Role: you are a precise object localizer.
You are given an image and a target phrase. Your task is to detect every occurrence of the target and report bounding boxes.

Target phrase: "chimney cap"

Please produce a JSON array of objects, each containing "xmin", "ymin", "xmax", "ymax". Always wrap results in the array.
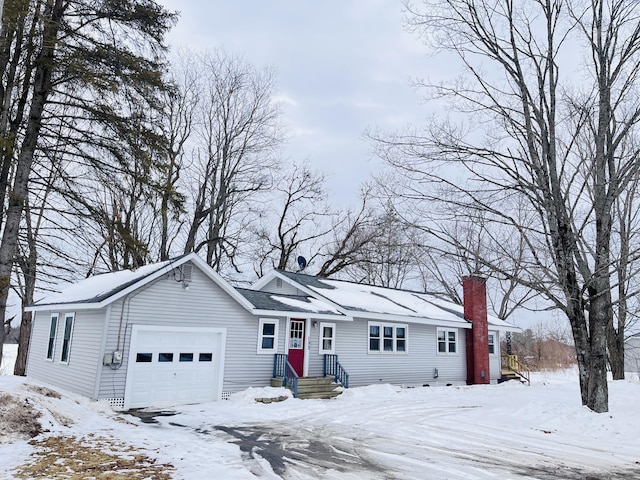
[{"xmin": 462, "ymin": 274, "xmax": 487, "ymax": 283}]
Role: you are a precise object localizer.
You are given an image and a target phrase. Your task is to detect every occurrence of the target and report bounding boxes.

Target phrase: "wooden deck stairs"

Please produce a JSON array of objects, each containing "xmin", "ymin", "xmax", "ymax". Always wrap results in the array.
[
  {"xmin": 500, "ymin": 354, "xmax": 531, "ymax": 385},
  {"xmin": 272, "ymin": 376, "xmax": 343, "ymax": 399}
]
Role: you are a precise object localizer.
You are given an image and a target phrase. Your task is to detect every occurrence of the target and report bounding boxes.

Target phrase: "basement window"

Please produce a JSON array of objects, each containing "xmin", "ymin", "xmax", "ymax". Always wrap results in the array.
[
  {"xmin": 437, "ymin": 329, "xmax": 457, "ymax": 355},
  {"xmin": 368, "ymin": 322, "xmax": 408, "ymax": 353}
]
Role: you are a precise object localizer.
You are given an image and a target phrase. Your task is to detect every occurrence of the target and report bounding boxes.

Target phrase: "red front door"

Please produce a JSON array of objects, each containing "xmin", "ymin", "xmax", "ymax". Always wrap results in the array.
[{"xmin": 288, "ymin": 319, "xmax": 305, "ymax": 376}]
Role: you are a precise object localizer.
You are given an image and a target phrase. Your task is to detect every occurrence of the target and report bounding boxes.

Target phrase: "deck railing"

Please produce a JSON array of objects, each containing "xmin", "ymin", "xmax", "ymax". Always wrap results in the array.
[
  {"xmin": 501, "ymin": 354, "xmax": 531, "ymax": 385},
  {"xmin": 324, "ymin": 354, "xmax": 349, "ymax": 388},
  {"xmin": 274, "ymin": 353, "xmax": 299, "ymax": 397}
]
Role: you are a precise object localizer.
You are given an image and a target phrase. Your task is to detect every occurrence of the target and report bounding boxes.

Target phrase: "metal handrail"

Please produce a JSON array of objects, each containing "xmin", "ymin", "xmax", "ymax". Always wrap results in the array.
[
  {"xmin": 324, "ymin": 354, "xmax": 349, "ymax": 388},
  {"xmin": 501, "ymin": 354, "xmax": 530, "ymax": 385},
  {"xmin": 273, "ymin": 353, "xmax": 299, "ymax": 397},
  {"xmin": 283, "ymin": 360, "xmax": 299, "ymax": 398}
]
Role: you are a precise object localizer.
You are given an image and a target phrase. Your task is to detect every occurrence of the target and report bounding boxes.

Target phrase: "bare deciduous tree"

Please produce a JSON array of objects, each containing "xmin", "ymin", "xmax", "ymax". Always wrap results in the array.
[
  {"xmin": 182, "ymin": 50, "xmax": 282, "ymax": 272},
  {"xmin": 253, "ymin": 161, "xmax": 332, "ymax": 276},
  {"xmin": 374, "ymin": 0, "xmax": 640, "ymax": 412},
  {"xmin": 411, "ymin": 213, "xmax": 539, "ymax": 320},
  {"xmin": 317, "ymin": 189, "xmax": 378, "ymax": 278},
  {"xmin": 339, "ymin": 204, "xmax": 421, "ymax": 288}
]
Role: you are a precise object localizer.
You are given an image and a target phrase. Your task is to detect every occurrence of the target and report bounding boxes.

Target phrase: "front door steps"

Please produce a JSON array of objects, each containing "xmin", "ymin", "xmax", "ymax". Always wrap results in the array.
[{"xmin": 271, "ymin": 376, "xmax": 342, "ymax": 399}]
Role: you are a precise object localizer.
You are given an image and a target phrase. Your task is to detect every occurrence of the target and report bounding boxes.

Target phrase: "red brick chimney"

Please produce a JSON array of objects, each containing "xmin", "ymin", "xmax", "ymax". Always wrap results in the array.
[{"xmin": 463, "ymin": 275, "xmax": 490, "ymax": 385}]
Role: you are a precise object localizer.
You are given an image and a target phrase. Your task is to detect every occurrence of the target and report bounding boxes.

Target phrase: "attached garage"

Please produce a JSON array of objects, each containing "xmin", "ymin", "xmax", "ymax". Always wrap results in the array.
[{"xmin": 124, "ymin": 325, "xmax": 226, "ymax": 409}]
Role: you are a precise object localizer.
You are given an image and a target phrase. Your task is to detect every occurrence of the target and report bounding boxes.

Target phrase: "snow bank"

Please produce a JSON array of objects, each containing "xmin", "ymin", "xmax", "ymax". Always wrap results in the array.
[{"xmin": 0, "ymin": 343, "xmax": 17, "ymax": 375}]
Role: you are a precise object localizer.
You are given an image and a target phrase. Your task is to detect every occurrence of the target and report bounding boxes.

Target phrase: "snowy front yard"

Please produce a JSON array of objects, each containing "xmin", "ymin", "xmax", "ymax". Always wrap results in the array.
[{"xmin": 1, "ymin": 345, "xmax": 640, "ymax": 479}]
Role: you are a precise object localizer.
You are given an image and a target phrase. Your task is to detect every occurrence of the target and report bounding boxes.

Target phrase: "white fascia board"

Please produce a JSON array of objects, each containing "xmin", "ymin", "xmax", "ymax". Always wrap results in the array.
[
  {"xmin": 251, "ymin": 309, "xmax": 353, "ymax": 321},
  {"xmin": 249, "ymin": 270, "xmax": 278, "ymax": 290},
  {"xmin": 26, "ymin": 302, "xmax": 102, "ymax": 312},
  {"xmin": 488, "ymin": 323, "xmax": 522, "ymax": 333}
]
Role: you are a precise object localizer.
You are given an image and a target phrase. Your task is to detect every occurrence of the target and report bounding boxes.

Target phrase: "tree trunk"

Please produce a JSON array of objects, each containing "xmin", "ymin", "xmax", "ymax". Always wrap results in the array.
[
  {"xmin": 587, "ymin": 290, "xmax": 609, "ymax": 412},
  {"xmin": 606, "ymin": 323, "xmax": 625, "ymax": 380},
  {"xmin": 567, "ymin": 305, "xmax": 590, "ymax": 406},
  {"xmin": 0, "ymin": 0, "xmax": 64, "ymax": 367},
  {"xmin": 13, "ymin": 310, "xmax": 31, "ymax": 375}
]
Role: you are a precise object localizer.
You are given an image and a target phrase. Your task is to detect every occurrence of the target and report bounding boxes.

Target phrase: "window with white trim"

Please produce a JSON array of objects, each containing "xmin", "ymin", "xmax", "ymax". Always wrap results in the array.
[
  {"xmin": 319, "ymin": 322, "xmax": 336, "ymax": 354},
  {"xmin": 59, "ymin": 313, "xmax": 75, "ymax": 363},
  {"xmin": 46, "ymin": 313, "xmax": 59, "ymax": 360},
  {"xmin": 437, "ymin": 328, "xmax": 457, "ymax": 355},
  {"xmin": 257, "ymin": 318, "xmax": 279, "ymax": 354},
  {"xmin": 368, "ymin": 322, "xmax": 407, "ymax": 353},
  {"xmin": 488, "ymin": 332, "xmax": 497, "ymax": 355}
]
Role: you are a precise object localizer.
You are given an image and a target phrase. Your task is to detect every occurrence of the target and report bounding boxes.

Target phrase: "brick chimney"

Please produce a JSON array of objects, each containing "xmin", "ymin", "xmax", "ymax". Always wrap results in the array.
[{"xmin": 463, "ymin": 275, "xmax": 490, "ymax": 385}]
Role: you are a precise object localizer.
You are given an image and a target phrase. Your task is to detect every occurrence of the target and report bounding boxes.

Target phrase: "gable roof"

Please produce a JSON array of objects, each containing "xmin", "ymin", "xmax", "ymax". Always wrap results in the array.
[
  {"xmin": 27, "ymin": 253, "xmax": 254, "ymax": 312},
  {"xmin": 253, "ymin": 270, "xmax": 520, "ymax": 331}
]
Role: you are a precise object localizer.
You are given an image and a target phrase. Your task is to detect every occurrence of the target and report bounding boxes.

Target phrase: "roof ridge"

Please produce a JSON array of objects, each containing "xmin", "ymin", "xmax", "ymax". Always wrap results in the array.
[{"xmin": 278, "ymin": 269, "xmax": 442, "ymax": 297}]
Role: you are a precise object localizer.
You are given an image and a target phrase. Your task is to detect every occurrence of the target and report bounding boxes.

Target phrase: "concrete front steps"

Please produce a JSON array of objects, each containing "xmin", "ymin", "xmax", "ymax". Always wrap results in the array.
[{"xmin": 271, "ymin": 376, "xmax": 343, "ymax": 399}]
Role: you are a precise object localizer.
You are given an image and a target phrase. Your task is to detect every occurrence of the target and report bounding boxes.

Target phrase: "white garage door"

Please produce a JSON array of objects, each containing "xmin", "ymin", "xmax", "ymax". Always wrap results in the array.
[{"xmin": 124, "ymin": 326, "xmax": 226, "ymax": 409}]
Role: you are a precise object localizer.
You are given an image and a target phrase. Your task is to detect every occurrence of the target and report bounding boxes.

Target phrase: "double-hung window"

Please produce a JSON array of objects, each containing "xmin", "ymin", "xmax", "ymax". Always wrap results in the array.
[
  {"xmin": 488, "ymin": 332, "xmax": 496, "ymax": 355},
  {"xmin": 368, "ymin": 322, "xmax": 407, "ymax": 353},
  {"xmin": 319, "ymin": 323, "xmax": 336, "ymax": 354},
  {"xmin": 60, "ymin": 313, "xmax": 75, "ymax": 363},
  {"xmin": 46, "ymin": 314, "xmax": 59, "ymax": 360},
  {"xmin": 437, "ymin": 328, "xmax": 457, "ymax": 355},
  {"xmin": 257, "ymin": 318, "xmax": 279, "ymax": 354}
]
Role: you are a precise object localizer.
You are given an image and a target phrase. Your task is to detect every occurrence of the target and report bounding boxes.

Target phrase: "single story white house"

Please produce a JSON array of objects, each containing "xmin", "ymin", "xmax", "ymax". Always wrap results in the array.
[{"xmin": 25, "ymin": 253, "xmax": 520, "ymax": 409}]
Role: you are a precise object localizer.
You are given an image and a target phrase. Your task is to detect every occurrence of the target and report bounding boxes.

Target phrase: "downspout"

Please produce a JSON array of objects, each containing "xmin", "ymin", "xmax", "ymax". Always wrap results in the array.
[
  {"xmin": 115, "ymin": 293, "xmax": 131, "ymax": 354},
  {"xmin": 93, "ymin": 304, "xmax": 112, "ymax": 400}
]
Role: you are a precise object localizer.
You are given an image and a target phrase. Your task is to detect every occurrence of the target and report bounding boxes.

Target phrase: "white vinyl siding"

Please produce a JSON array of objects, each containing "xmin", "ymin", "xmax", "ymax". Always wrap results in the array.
[
  {"xmin": 312, "ymin": 319, "xmax": 467, "ymax": 386},
  {"xmin": 625, "ymin": 337, "xmax": 640, "ymax": 374},
  {"xmin": 26, "ymin": 309, "xmax": 105, "ymax": 398},
  {"xmin": 260, "ymin": 277, "xmax": 302, "ymax": 295}
]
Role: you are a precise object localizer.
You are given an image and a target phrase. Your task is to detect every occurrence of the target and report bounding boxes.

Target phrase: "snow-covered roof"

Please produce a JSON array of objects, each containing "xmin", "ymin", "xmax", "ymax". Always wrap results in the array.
[
  {"xmin": 31, "ymin": 261, "xmax": 174, "ymax": 307},
  {"xmin": 259, "ymin": 271, "xmax": 520, "ymax": 331},
  {"xmin": 27, "ymin": 253, "xmax": 255, "ymax": 313},
  {"xmin": 236, "ymin": 288, "xmax": 346, "ymax": 319}
]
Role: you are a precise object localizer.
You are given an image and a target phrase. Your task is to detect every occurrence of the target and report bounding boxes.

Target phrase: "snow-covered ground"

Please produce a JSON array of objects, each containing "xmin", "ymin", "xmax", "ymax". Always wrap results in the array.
[
  {"xmin": 0, "ymin": 343, "xmax": 17, "ymax": 375},
  {"xmin": 1, "ymin": 347, "xmax": 639, "ymax": 479}
]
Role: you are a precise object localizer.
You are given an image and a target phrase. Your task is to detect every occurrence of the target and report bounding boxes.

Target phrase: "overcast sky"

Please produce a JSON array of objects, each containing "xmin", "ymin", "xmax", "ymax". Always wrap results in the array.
[{"xmin": 158, "ymin": 0, "xmax": 433, "ymax": 206}]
